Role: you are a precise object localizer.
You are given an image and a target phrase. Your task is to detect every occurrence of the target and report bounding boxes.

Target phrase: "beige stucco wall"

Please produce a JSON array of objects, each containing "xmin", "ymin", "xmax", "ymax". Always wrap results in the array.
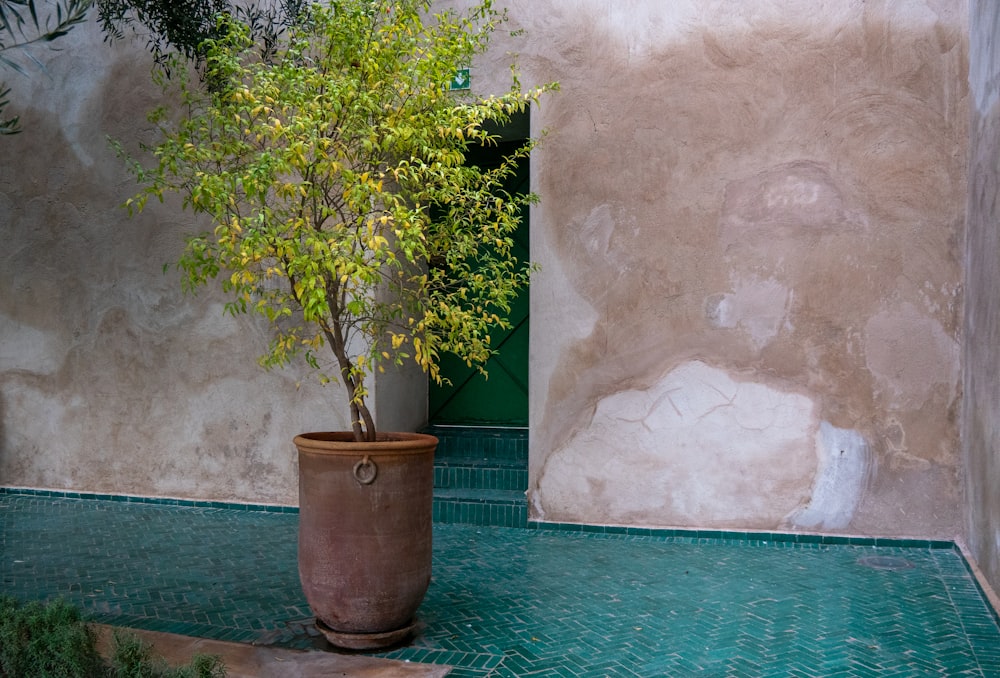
[
  {"xmin": 0, "ymin": 1, "xmax": 974, "ymax": 540},
  {"xmin": 963, "ymin": 0, "xmax": 1000, "ymax": 592},
  {"xmin": 492, "ymin": 0, "xmax": 968, "ymax": 536}
]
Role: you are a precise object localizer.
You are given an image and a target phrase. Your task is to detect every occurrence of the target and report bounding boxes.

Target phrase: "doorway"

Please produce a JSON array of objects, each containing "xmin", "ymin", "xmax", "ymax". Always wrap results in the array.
[{"xmin": 428, "ymin": 119, "xmax": 530, "ymax": 427}]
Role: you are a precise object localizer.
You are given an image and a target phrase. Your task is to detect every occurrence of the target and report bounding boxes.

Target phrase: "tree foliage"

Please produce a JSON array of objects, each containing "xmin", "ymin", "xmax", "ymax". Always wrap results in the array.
[
  {"xmin": 0, "ymin": 0, "xmax": 90, "ymax": 134},
  {"xmin": 95, "ymin": 0, "xmax": 305, "ymax": 73},
  {"xmin": 0, "ymin": 0, "xmax": 302, "ymax": 136},
  {"xmin": 123, "ymin": 0, "xmax": 555, "ymax": 441}
]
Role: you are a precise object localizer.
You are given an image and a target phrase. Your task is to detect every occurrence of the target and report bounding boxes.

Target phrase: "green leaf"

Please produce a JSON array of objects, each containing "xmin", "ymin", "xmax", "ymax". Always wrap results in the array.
[{"xmin": 118, "ymin": 0, "xmax": 556, "ymax": 439}]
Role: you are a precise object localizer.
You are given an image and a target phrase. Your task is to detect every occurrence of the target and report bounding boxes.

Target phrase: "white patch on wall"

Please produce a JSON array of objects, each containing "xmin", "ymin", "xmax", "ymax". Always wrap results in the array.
[
  {"xmin": 520, "ymin": 0, "xmax": 700, "ymax": 57},
  {"xmin": 785, "ymin": 422, "xmax": 872, "ymax": 531},
  {"xmin": 571, "ymin": 203, "xmax": 638, "ymax": 274},
  {"xmin": 535, "ymin": 360, "xmax": 818, "ymax": 527},
  {"xmin": 720, "ymin": 161, "xmax": 847, "ymax": 234},
  {"xmin": 704, "ymin": 276, "xmax": 792, "ymax": 348},
  {"xmin": 864, "ymin": 303, "xmax": 958, "ymax": 407},
  {"xmin": 0, "ymin": 314, "xmax": 64, "ymax": 374},
  {"xmin": 529, "ymin": 205, "xmax": 601, "ymax": 424}
]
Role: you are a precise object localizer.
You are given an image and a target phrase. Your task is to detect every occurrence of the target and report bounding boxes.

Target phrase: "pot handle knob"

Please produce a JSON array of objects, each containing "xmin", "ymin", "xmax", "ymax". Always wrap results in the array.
[{"xmin": 352, "ymin": 456, "xmax": 378, "ymax": 485}]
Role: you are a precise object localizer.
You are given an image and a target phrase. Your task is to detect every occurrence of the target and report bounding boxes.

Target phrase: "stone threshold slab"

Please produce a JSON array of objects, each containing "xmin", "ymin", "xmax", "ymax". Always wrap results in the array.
[{"xmin": 93, "ymin": 625, "xmax": 451, "ymax": 678}]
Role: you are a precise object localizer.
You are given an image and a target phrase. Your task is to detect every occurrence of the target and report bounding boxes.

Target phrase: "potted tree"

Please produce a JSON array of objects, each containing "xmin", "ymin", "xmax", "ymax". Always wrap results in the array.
[{"xmin": 122, "ymin": 0, "xmax": 553, "ymax": 650}]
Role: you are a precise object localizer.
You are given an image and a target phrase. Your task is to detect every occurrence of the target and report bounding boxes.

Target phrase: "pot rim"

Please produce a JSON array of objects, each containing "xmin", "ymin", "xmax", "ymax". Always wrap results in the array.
[{"xmin": 294, "ymin": 431, "xmax": 438, "ymax": 456}]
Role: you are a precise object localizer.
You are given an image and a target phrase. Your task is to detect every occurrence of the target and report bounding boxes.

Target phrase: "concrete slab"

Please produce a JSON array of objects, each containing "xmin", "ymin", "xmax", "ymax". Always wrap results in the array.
[{"xmin": 93, "ymin": 625, "xmax": 451, "ymax": 678}]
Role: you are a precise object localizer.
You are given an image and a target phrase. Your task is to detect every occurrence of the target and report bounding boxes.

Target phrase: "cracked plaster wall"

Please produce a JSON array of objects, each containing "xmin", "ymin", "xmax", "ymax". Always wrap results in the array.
[
  {"xmin": 963, "ymin": 0, "xmax": 1000, "ymax": 595},
  {"xmin": 481, "ymin": 0, "xmax": 968, "ymax": 536},
  {"xmin": 0, "ymin": 1, "xmax": 973, "ymax": 537},
  {"xmin": 0, "ymin": 19, "xmax": 402, "ymax": 505}
]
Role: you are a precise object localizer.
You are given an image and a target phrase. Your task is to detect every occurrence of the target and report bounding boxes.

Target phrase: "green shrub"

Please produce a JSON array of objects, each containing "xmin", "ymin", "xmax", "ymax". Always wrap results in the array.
[
  {"xmin": 0, "ymin": 596, "xmax": 103, "ymax": 677},
  {"xmin": 0, "ymin": 596, "xmax": 225, "ymax": 678},
  {"xmin": 107, "ymin": 630, "xmax": 225, "ymax": 678}
]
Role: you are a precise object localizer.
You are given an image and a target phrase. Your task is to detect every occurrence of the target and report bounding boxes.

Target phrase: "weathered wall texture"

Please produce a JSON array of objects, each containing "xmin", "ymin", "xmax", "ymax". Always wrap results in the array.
[
  {"xmin": 1, "ymin": 1, "xmax": 973, "ymax": 538},
  {"xmin": 0, "ymin": 20, "xmax": 372, "ymax": 505},
  {"xmin": 963, "ymin": 0, "xmax": 1000, "ymax": 593},
  {"xmin": 498, "ymin": 0, "xmax": 968, "ymax": 536}
]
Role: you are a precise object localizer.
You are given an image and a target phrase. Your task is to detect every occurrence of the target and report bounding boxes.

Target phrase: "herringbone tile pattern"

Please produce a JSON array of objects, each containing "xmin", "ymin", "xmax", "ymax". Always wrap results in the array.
[{"xmin": 2, "ymin": 494, "xmax": 998, "ymax": 676}]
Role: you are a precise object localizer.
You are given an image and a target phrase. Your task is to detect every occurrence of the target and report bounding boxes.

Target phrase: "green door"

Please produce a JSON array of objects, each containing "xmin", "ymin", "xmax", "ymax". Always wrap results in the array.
[{"xmin": 429, "ymin": 140, "xmax": 529, "ymax": 426}]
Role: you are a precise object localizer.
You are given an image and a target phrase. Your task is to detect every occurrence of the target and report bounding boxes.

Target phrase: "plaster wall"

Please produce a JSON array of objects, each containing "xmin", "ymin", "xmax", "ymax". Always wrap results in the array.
[
  {"xmin": 0, "ymin": 1, "xmax": 973, "ymax": 537},
  {"xmin": 485, "ymin": 0, "xmax": 968, "ymax": 536},
  {"xmin": 963, "ymin": 0, "xmax": 1000, "ymax": 592},
  {"xmin": 0, "ymin": 19, "xmax": 398, "ymax": 505}
]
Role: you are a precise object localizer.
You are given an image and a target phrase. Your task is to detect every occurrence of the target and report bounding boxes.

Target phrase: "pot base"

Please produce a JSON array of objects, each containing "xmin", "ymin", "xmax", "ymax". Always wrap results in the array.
[{"xmin": 315, "ymin": 617, "xmax": 416, "ymax": 651}]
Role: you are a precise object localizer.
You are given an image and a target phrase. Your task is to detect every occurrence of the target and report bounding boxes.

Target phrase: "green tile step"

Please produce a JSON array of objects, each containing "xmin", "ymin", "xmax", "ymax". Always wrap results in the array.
[
  {"xmin": 433, "ymin": 466, "xmax": 529, "ymax": 528},
  {"xmin": 434, "ymin": 460, "xmax": 528, "ymax": 492},
  {"xmin": 423, "ymin": 425, "xmax": 528, "ymax": 464},
  {"xmin": 432, "ymin": 489, "xmax": 528, "ymax": 528},
  {"xmin": 433, "ymin": 488, "xmax": 525, "ymax": 503},
  {"xmin": 425, "ymin": 425, "xmax": 528, "ymax": 528}
]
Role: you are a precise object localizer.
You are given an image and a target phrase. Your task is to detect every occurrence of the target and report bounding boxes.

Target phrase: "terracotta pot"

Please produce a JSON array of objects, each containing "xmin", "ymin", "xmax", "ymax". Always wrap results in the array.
[{"xmin": 294, "ymin": 431, "xmax": 437, "ymax": 650}]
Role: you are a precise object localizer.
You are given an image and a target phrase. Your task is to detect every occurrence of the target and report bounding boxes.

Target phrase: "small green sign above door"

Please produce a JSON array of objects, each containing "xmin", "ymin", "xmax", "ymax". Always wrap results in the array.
[{"xmin": 449, "ymin": 68, "xmax": 471, "ymax": 90}]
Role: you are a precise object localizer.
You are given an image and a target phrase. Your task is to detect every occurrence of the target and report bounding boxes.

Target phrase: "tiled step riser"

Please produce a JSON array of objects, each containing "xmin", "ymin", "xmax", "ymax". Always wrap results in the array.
[
  {"xmin": 426, "ymin": 426, "xmax": 529, "ymax": 528},
  {"xmin": 434, "ymin": 466, "xmax": 528, "ymax": 492},
  {"xmin": 428, "ymin": 426, "xmax": 528, "ymax": 465},
  {"xmin": 432, "ymin": 498, "xmax": 528, "ymax": 528}
]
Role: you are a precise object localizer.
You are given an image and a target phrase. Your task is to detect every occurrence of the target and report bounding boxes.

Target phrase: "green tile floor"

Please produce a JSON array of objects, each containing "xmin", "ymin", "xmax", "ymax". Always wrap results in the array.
[{"xmin": 2, "ymin": 493, "xmax": 1000, "ymax": 676}]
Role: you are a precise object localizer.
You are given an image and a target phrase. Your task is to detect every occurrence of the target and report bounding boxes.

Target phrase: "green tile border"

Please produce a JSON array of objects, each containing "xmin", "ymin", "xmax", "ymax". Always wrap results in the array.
[
  {"xmin": 3, "ymin": 485, "xmax": 531, "ymax": 528},
  {"xmin": 526, "ymin": 520, "xmax": 956, "ymax": 550},
  {"xmin": 0, "ymin": 486, "xmax": 965, "ymax": 552},
  {"xmin": 953, "ymin": 542, "xmax": 1000, "ymax": 629},
  {"xmin": 2, "ymin": 486, "xmax": 964, "ymax": 553},
  {"xmin": 0, "ymin": 486, "xmax": 299, "ymax": 514}
]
